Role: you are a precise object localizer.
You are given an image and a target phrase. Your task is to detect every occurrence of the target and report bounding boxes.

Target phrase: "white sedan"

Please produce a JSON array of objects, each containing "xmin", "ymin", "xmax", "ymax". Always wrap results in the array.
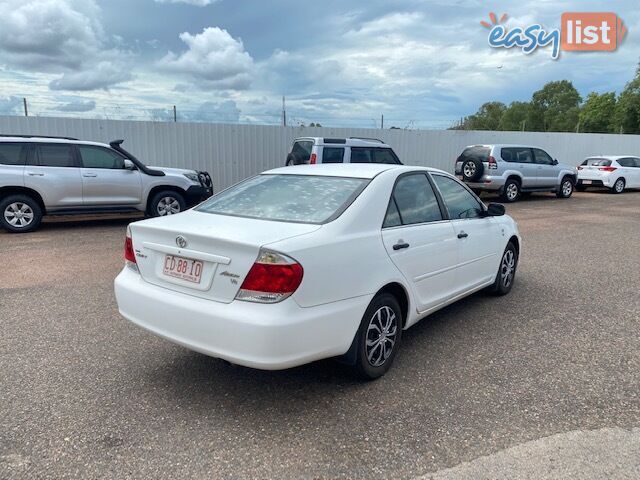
[
  {"xmin": 577, "ymin": 156, "xmax": 640, "ymax": 193},
  {"xmin": 114, "ymin": 165, "xmax": 521, "ymax": 379}
]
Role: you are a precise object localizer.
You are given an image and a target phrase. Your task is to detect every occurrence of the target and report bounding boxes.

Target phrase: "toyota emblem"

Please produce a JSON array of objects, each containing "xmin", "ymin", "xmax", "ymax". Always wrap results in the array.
[{"xmin": 176, "ymin": 235, "xmax": 188, "ymax": 248}]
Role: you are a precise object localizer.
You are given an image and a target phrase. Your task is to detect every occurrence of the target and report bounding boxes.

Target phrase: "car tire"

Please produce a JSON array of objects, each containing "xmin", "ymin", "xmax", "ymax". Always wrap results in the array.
[
  {"xmin": 500, "ymin": 179, "xmax": 520, "ymax": 203},
  {"xmin": 575, "ymin": 185, "xmax": 587, "ymax": 192},
  {"xmin": 556, "ymin": 177, "xmax": 574, "ymax": 198},
  {"xmin": 460, "ymin": 158, "xmax": 484, "ymax": 182},
  {"xmin": 149, "ymin": 190, "xmax": 186, "ymax": 217},
  {"xmin": 488, "ymin": 242, "xmax": 518, "ymax": 296},
  {"xmin": 353, "ymin": 293, "xmax": 403, "ymax": 380},
  {"xmin": 0, "ymin": 194, "xmax": 43, "ymax": 233},
  {"xmin": 610, "ymin": 178, "xmax": 625, "ymax": 194}
]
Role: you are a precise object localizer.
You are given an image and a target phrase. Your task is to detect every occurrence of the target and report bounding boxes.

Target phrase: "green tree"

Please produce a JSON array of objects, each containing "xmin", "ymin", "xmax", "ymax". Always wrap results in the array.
[
  {"xmin": 531, "ymin": 80, "xmax": 582, "ymax": 132},
  {"xmin": 498, "ymin": 101, "xmax": 531, "ymax": 131},
  {"xmin": 614, "ymin": 64, "xmax": 640, "ymax": 134},
  {"xmin": 579, "ymin": 92, "xmax": 617, "ymax": 133},
  {"xmin": 454, "ymin": 101, "xmax": 506, "ymax": 130}
]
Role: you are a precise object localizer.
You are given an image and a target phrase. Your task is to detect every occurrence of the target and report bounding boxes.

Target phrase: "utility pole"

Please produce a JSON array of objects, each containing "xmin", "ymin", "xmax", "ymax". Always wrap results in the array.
[
  {"xmin": 23, "ymin": 98, "xmax": 28, "ymax": 117},
  {"xmin": 381, "ymin": 114, "xmax": 384, "ymax": 130},
  {"xmin": 173, "ymin": 105, "xmax": 177, "ymax": 122},
  {"xmin": 282, "ymin": 96, "xmax": 287, "ymax": 127}
]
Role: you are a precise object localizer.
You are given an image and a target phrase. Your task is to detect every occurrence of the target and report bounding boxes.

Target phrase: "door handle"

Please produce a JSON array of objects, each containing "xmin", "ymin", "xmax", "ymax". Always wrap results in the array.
[
  {"xmin": 83, "ymin": 173, "xmax": 97, "ymax": 177},
  {"xmin": 27, "ymin": 172, "xmax": 44, "ymax": 176},
  {"xmin": 393, "ymin": 242, "xmax": 410, "ymax": 250},
  {"xmin": 457, "ymin": 231, "xmax": 469, "ymax": 239}
]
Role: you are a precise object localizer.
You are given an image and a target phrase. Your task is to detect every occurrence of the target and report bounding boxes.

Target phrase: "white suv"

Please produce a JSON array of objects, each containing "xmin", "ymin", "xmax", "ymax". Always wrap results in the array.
[
  {"xmin": 0, "ymin": 136, "xmax": 213, "ymax": 233},
  {"xmin": 285, "ymin": 137, "xmax": 402, "ymax": 165}
]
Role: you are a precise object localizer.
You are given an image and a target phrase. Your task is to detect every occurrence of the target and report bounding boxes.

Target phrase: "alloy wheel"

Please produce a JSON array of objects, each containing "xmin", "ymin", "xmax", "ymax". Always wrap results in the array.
[
  {"xmin": 463, "ymin": 162, "xmax": 476, "ymax": 178},
  {"xmin": 501, "ymin": 249, "xmax": 516, "ymax": 288},
  {"xmin": 615, "ymin": 179, "xmax": 625, "ymax": 193},
  {"xmin": 562, "ymin": 180, "xmax": 572, "ymax": 197},
  {"xmin": 4, "ymin": 202, "xmax": 34, "ymax": 228},
  {"xmin": 365, "ymin": 306, "xmax": 398, "ymax": 367},
  {"xmin": 157, "ymin": 197, "xmax": 181, "ymax": 216},
  {"xmin": 506, "ymin": 183, "xmax": 519, "ymax": 201}
]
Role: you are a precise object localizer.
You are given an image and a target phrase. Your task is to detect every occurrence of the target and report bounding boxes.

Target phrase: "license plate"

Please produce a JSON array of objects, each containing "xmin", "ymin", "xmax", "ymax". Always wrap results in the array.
[
  {"xmin": 163, "ymin": 255, "xmax": 203, "ymax": 283},
  {"xmin": 582, "ymin": 180, "xmax": 592, "ymax": 185}
]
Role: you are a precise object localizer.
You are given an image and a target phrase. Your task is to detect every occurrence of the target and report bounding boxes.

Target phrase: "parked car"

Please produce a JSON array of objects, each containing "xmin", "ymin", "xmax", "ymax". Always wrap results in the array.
[
  {"xmin": 455, "ymin": 144, "xmax": 577, "ymax": 202},
  {"xmin": 285, "ymin": 137, "xmax": 402, "ymax": 165},
  {"xmin": 0, "ymin": 135, "xmax": 213, "ymax": 233},
  {"xmin": 114, "ymin": 164, "xmax": 521, "ymax": 379},
  {"xmin": 577, "ymin": 156, "xmax": 640, "ymax": 193}
]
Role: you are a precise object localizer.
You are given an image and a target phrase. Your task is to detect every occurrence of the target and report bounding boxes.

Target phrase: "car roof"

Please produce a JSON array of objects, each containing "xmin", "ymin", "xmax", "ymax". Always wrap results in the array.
[
  {"xmin": 264, "ymin": 164, "xmax": 446, "ymax": 179},
  {"xmin": 293, "ymin": 137, "xmax": 391, "ymax": 147},
  {"xmin": 584, "ymin": 155, "xmax": 638, "ymax": 160},
  {"xmin": 0, "ymin": 136, "xmax": 110, "ymax": 148},
  {"xmin": 464, "ymin": 144, "xmax": 543, "ymax": 149}
]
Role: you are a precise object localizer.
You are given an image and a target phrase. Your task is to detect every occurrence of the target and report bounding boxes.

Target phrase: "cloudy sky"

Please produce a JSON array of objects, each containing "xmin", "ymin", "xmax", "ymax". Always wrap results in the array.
[{"xmin": 0, "ymin": 0, "xmax": 637, "ymax": 128}]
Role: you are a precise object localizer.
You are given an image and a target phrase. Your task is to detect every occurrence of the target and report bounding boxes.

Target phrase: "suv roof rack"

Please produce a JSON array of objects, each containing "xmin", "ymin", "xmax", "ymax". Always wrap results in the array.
[
  {"xmin": 348, "ymin": 137, "xmax": 385, "ymax": 144},
  {"xmin": 0, "ymin": 134, "xmax": 79, "ymax": 140}
]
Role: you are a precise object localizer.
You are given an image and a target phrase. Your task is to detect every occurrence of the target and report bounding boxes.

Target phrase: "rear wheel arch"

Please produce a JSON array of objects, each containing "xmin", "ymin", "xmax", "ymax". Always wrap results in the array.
[
  {"xmin": 0, "ymin": 186, "xmax": 46, "ymax": 213},
  {"xmin": 375, "ymin": 282, "xmax": 409, "ymax": 328}
]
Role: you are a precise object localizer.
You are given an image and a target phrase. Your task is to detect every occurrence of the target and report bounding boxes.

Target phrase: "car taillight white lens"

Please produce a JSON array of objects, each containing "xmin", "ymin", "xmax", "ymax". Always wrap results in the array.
[
  {"xmin": 599, "ymin": 166, "xmax": 617, "ymax": 172},
  {"xmin": 309, "ymin": 153, "xmax": 317, "ymax": 164},
  {"xmin": 124, "ymin": 227, "xmax": 138, "ymax": 272},
  {"xmin": 236, "ymin": 249, "xmax": 303, "ymax": 303},
  {"xmin": 487, "ymin": 155, "xmax": 498, "ymax": 169}
]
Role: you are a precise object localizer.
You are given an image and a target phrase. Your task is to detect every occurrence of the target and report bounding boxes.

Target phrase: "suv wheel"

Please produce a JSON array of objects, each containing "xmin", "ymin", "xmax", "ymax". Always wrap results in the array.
[
  {"xmin": 556, "ymin": 177, "xmax": 574, "ymax": 198},
  {"xmin": 460, "ymin": 158, "xmax": 484, "ymax": 182},
  {"xmin": 0, "ymin": 194, "xmax": 43, "ymax": 233},
  {"xmin": 488, "ymin": 242, "xmax": 518, "ymax": 295},
  {"xmin": 611, "ymin": 178, "xmax": 625, "ymax": 194},
  {"xmin": 353, "ymin": 293, "xmax": 403, "ymax": 380},
  {"xmin": 149, "ymin": 191, "xmax": 186, "ymax": 217},
  {"xmin": 501, "ymin": 179, "xmax": 520, "ymax": 203}
]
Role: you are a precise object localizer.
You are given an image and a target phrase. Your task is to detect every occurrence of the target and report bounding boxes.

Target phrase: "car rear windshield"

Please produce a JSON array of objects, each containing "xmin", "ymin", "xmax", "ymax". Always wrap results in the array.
[
  {"xmin": 581, "ymin": 158, "xmax": 612, "ymax": 166},
  {"xmin": 458, "ymin": 146, "xmax": 490, "ymax": 162},
  {"xmin": 196, "ymin": 174, "xmax": 369, "ymax": 224}
]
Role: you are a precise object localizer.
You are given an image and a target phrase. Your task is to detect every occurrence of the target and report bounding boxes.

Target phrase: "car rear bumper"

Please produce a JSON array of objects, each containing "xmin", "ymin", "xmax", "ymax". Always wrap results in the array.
[
  {"xmin": 456, "ymin": 175, "xmax": 505, "ymax": 191},
  {"xmin": 114, "ymin": 268, "xmax": 370, "ymax": 370},
  {"xmin": 577, "ymin": 179, "xmax": 606, "ymax": 187}
]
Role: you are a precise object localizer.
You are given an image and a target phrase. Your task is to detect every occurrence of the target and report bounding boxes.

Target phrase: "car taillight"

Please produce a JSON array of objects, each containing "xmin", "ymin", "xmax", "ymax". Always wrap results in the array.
[
  {"xmin": 236, "ymin": 249, "xmax": 303, "ymax": 303},
  {"xmin": 577, "ymin": 166, "xmax": 583, "ymax": 170},
  {"xmin": 487, "ymin": 155, "xmax": 497, "ymax": 169},
  {"xmin": 599, "ymin": 166, "xmax": 617, "ymax": 172},
  {"xmin": 309, "ymin": 153, "xmax": 317, "ymax": 164},
  {"xmin": 124, "ymin": 227, "xmax": 138, "ymax": 270}
]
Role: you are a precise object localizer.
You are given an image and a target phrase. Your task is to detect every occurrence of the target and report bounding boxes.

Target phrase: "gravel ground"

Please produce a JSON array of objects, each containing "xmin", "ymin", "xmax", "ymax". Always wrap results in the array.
[{"xmin": 1, "ymin": 191, "xmax": 639, "ymax": 479}]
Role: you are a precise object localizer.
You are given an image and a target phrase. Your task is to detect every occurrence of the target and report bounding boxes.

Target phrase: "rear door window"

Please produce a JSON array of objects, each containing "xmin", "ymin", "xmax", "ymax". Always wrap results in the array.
[
  {"xmin": 0, "ymin": 143, "xmax": 26, "ymax": 165},
  {"xmin": 617, "ymin": 157, "xmax": 637, "ymax": 167},
  {"xmin": 322, "ymin": 147, "xmax": 344, "ymax": 163},
  {"xmin": 385, "ymin": 173, "xmax": 443, "ymax": 226},
  {"xmin": 502, "ymin": 147, "xmax": 533, "ymax": 163},
  {"xmin": 532, "ymin": 148, "xmax": 554, "ymax": 165},
  {"xmin": 35, "ymin": 144, "xmax": 77, "ymax": 167},
  {"xmin": 291, "ymin": 141, "xmax": 313, "ymax": 164},
  {"xmin": 350, "ymin": 148, "xmax": 373, "ymax": 163}
]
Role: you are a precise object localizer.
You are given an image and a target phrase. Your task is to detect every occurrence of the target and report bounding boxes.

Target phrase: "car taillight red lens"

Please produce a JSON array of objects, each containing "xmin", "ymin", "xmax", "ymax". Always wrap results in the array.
[
  {"xmin": 599, "ymin": 166, "xmax": 617, "ymax": 172},
  {"xmin": 124, "ymin": 228, "xmax": 137, "ymax": 265},
  {"xmin": 236, "ymin": 250, "xmax": 303, "ymax": 303},
  {"xmin": 309, "ymin": 153, "xmax": 317, "ymax": 164}
]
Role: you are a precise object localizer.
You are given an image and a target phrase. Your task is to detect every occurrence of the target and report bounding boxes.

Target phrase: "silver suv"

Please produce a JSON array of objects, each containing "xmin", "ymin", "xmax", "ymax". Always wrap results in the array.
[
  {"xmin": 455, "ymin": 144, "xmax": 577, "ymax": 202},
  {"xmin": 0, "ymin": 136, "xmax": 213, "ymax": 233},
  {"xmin": 285, "ymin": 137, "xmax": 402, "ymax": 165}
]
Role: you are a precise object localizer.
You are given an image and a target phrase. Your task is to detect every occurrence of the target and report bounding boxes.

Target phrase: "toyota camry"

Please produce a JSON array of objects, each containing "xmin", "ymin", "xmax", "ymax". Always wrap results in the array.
[{"xmin": 114, "ymin": 164, "xmax": 521, "ymax": 379}]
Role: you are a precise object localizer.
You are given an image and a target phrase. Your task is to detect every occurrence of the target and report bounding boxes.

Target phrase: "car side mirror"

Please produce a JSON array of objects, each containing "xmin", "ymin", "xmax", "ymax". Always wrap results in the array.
[
  {"xmin": 124, "ymin": 159, "xmax": 136, "ymax": 170},
  {"xmin": 553, "ymin": 159, "xmax": 559, "ymax": 165},
  {"xmin": 485, "ymin": 203, "xmax": 505, "ymax": 217}
]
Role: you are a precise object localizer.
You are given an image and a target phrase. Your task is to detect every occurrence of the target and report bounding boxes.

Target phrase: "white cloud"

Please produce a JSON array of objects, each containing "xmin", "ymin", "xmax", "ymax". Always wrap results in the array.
[
  {"xmin": 155, "ymin": 0, "xmax": 218, "ymax": 5},
  {"xmin": 0, "ymin": 0, "xmax": 133, "ymax": 91},
  {"xmin": 158, "ymin": 27, "xmax": 253, "ymax": 90},
  {"xmin": 51, "ymin": 99, "xmax": 96, "ymax": 112}
]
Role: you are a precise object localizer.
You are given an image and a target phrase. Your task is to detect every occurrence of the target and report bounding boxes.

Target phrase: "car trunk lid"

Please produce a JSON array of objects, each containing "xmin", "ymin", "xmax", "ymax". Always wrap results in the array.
[{"xmin": 129, "ymin": 210, "xmax": 320, "ymax": 303}]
